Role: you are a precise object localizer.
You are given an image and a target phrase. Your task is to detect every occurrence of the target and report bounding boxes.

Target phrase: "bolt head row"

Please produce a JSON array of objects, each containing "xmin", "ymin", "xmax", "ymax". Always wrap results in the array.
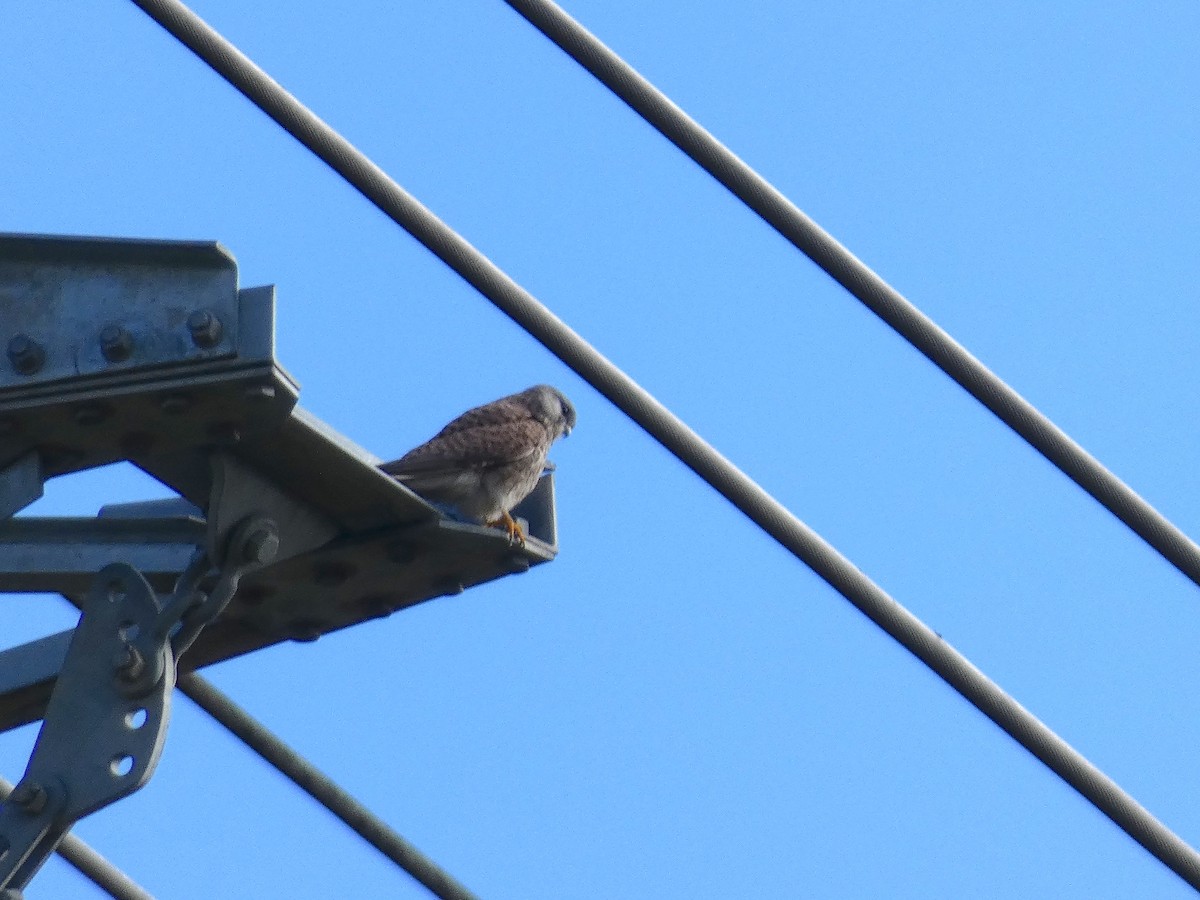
[{"xmin": 6, "ymin": 311, "xmax": 224, "ymax": 376}]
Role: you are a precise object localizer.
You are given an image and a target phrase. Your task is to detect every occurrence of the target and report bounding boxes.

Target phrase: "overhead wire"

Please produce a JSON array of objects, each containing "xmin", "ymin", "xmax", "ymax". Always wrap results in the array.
[
  {"xmin": 0, "ymin": 777, "xmax": 155, "ymax": 900},
  {"xmin": 126, "ymin": 0, "xmax": 1200, "ymax": 890},
  {"xmin": 177, "ymin": 674, "xmax": 479, "ymax": 900},
  {"xmin": 497, "ymin": 0, "xmax": 1200, "ymax": 592}
]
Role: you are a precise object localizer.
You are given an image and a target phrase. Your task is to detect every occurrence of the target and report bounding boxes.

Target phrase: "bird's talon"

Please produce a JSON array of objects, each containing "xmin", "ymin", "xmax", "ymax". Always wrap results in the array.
[{"xmin": 488, "ymin": 511, "xmax": 526, "ymax": 546}]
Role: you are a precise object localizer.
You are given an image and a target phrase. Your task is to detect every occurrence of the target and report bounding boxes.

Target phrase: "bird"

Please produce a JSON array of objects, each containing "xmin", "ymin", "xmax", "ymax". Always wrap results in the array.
[{"xmin": 381, "ymin": 385, "xmax": 576, "ymax": 544}]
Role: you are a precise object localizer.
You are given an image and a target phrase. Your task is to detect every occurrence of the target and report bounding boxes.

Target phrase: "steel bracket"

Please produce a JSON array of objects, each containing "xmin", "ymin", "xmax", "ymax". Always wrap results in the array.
[
  {"xmin": 0, "ymin": 230, "xmax": 564, "ymax": 898},
  {"xmin": 0, "ymin": 563, "xmax": 172, "ymax": 892},
  {"xmin": 0, "ymin": 453, "xmax": 291, "ymax": 892}
]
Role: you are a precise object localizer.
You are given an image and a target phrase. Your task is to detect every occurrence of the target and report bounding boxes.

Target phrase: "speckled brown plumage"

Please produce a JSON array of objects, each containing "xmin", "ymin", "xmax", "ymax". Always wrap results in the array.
[{"xmin": 381, "ymin": 385, "xmax": 575, "ymax": 541}]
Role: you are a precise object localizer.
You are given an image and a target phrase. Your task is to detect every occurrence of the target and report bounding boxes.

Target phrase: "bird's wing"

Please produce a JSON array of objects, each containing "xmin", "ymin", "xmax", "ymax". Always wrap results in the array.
[{"xmin": 381, "ymin": 417, "xmax": 545, "ymax": 479}]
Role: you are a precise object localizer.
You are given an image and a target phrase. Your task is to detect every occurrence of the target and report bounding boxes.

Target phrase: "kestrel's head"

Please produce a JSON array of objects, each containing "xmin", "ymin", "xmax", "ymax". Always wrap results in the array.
[{"xmin": 522, "ymin": 384, "xmax": 576, "ymax": 440}]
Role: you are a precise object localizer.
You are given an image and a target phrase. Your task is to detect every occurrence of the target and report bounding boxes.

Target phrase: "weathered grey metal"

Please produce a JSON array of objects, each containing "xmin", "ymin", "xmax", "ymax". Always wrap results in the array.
[
  {"xmin": 0, "ymin": 470, "xmax": 556, "ymax": 734},
  {"xmin": 163, "ymin": 514, "xmax": 280, "ymax": 660},
  {"xmin": 0, "ymin": 516, "xmax": 203, "ymax": 595},
  {"xmin": 0, "ymin": 285, "xmax": 298, "ymax": 489},
  {"xmin": 0, "ymin": 635, "xmax": 71, "ymax": 734},
  {"xmin": 0, "ymin": 564, "xmax": 174, "ymax": 892},
  {"xmin": 0, "ymin": 233, "xmax": 240, "ymax": 391},
  {"xmin": 0, "ymin": 231, "xmax": 559, "ymax": 741},
  {"xmin": 0, "ymin": 454, "xmax": 42, "ymax": 521},
  {"xmin": 0, "ymin": 478, "xmax": 555, "ymax": 734}
]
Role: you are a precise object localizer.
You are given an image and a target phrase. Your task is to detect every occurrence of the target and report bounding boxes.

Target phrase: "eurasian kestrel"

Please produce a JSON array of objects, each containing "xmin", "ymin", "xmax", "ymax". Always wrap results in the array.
[{"xmin": 381, "ymin": 385, "xmax": 576, "ymax": 543}]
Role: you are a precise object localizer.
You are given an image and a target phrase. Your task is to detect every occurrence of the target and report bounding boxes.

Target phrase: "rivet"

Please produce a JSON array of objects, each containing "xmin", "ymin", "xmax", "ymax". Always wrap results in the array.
[
  {"xmin": 99, "ymin": 325, "xmax": 134, "ymax": 362},
  {"xmin": 187, "ymin": 309, "xmax": 223, "ymax": 348},
  {"xmin": 288, "ymin": 620, "xmax": 324, "ymax": 643},
  {"xmin": 356, "ymin": 594, "xmax": 400, "ymax": 618},
  {"xmin": 7, "ymin": 334, "xmax": 44, "ymax": 375}
]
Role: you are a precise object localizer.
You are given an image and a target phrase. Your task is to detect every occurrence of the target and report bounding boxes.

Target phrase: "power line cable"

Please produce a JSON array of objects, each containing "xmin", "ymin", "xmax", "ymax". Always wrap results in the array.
[
  {"xmin": 499, "ymin": 0, "xmax": 1200, "ymax": 592},
  {"xmin": 126, "ymin": 0, "xmax": 1200, "ymax": 890},
  {"xmin": 1, "ymin": 778, "xmax": 155, "ymax": 900},
  {"xmin": 177, "ymin": 674, "xmax": 479, "ymax": 900}
]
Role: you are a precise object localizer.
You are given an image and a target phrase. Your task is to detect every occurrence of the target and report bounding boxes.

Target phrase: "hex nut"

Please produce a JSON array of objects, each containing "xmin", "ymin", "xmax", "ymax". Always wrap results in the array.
[
  {"xmin": 9, "ymin": 781, "xmax": 48, "ymax": 815},
  {"xmin": 113, "ymin": 644, "xmax": 146, "ymax": 682},
  {"xmin": 288, "ymin": 620, "xmax": 324, "ymax": 643},
  {"xmin": 242, "ymin": 526, "xmax": 280, "ymax": 566}
]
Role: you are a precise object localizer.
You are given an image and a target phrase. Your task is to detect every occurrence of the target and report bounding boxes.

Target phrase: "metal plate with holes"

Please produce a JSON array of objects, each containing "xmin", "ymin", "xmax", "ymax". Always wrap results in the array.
[{"xmin": 0, "ymin": 473, "xmax": 556, "ymax": 733}]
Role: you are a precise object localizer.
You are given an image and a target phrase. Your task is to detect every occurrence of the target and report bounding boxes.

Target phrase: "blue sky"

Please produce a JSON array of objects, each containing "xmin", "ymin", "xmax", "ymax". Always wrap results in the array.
[{"xmin": 3, "ymin": 1, "xmax": 1200, "ymax": 897}]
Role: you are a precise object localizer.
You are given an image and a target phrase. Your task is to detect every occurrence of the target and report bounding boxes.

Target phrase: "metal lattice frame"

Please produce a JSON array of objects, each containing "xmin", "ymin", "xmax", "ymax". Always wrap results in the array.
[
  {"xmin": 3, "ymin": 0, "xmax": 1198, "ymax": 896},
  {"xmin": 123, "ymin": 0, "xmax": 1200, "ymax": 892}
]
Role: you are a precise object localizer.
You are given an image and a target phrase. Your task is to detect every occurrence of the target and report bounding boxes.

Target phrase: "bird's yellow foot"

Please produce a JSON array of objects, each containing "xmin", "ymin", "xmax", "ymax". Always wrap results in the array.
[{"xmin": 487, "ymin": 510, "xmax": 526, "ymax": 545}]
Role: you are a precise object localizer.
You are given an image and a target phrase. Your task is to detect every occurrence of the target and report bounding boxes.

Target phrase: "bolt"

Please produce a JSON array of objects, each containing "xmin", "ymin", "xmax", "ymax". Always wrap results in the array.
[
  {"xmin": 242, "ymin": 525, "xmax": 280, "ymax": 566},
  {"xmin": 99, "ymin": 325, "xmax": 133, "ymax": 362},
  {"xmin": 187, "ymin": 309, "xmax": 223, "ymax": 348},
  {"xmin": 7, "ymin": 334, "xmax": 44, "ymax": 375},
  {"xmin": 356, "ymin": 593, "xmax": 400, "ymax": 619},
  {"xmin": 113, "ymin": 643, "xmax": 145, "ymax": 682},
  {"xmin": 9, "ymin": 781, "xmax": 48, "ymax": 815},
  {"xmin": 289, "ymin": 620, "xmax": 324, "ymax": 643}
]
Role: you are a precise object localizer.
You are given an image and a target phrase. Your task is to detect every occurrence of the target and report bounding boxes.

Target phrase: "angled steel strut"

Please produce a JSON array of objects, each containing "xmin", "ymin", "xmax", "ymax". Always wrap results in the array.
[{"xmin": 0, "ymin": 232, "xmax": 559, "ymax": 898}]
